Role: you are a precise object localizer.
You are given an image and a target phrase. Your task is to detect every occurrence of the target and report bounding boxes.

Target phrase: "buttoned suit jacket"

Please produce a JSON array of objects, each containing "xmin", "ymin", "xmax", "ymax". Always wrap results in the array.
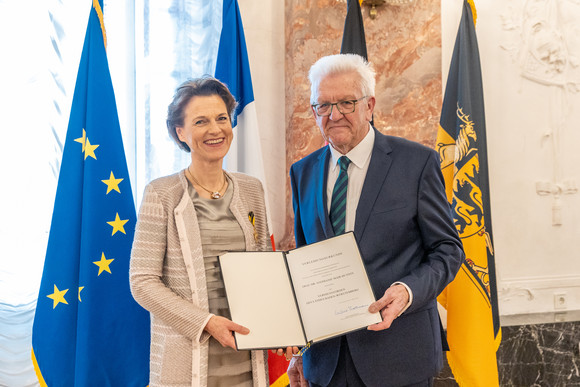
[{"xmin": 289, "ymin": 128, "xmax": 464, "ymax": 387}]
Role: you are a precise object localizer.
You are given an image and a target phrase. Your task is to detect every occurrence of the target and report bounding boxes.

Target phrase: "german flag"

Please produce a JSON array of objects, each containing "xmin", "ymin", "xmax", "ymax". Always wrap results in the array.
[
  {"xmin": 436, "ymin": 1, "xmax": 501, "ymax": 386},
  {"xmin": 340, "ymin": 0, "xmax": 367, "ymax": 60}
]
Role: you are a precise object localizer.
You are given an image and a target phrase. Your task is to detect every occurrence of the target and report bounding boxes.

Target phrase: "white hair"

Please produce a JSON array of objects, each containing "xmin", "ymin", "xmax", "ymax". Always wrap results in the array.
[{"xmin": 308, "ymin": 54, "xmax": 376, "ymax": 104}]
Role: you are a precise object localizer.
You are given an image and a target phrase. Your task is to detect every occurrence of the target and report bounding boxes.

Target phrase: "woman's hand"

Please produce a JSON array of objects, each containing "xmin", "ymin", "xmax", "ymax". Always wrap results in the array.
[
  {"xmin": 271, "ymin": 347, "xmax": 299, "ymax": 361},
  {"xmin": 204, "ymin": 315, "xmax": 249, "ymax": 350}
]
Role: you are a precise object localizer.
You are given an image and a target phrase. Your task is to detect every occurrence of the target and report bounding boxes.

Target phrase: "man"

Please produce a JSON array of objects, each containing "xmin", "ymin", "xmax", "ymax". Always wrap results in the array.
[{"xmin": 288, "ymin": 54, "xmax": 464, "ymax": 386}]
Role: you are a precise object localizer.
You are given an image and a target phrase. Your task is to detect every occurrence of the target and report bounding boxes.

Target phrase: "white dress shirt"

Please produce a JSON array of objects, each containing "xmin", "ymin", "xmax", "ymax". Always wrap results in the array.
[
  {"xmin": 326, "ymin": 125, "xmax": 413, "ymax": 314},
  {"xmin": 326, "ymin": 126, "xmax": 374, "ymax": 233}
]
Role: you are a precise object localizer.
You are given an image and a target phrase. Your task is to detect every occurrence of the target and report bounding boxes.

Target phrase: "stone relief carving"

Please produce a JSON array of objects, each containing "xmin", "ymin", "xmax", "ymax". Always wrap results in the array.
[
  {"xmin": 502, "ymin": 0, "xmax": 580, "ymax": 90},
  {"xmin": 500, "ymin": 0, "xmax": 579, "ymax": 226},
  {"xmin": 498, "ymin": 286, "xmax": 536, "ymax": 302}
]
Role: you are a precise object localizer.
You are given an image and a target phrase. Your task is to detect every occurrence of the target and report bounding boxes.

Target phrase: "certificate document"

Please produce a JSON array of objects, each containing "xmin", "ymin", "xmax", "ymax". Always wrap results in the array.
[{"xmin": 219, "ymin": 232, "xmax": 382, "ymax": 350}]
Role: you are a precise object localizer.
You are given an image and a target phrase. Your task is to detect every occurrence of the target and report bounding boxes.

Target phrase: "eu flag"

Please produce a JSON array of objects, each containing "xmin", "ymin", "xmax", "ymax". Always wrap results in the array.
[
  {"xmin": 436, "ymin": 1, "xmax": 501, "ymax": 386},
  {"xmin": 31, "ymin": 1, "xmax": 150, "ymax": 385}
]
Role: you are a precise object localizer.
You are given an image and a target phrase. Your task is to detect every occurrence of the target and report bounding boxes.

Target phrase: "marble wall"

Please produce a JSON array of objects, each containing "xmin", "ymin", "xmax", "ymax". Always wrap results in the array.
[
  {"xmin": 280, "ymin": 1, "xmax": 580, "ymax": 385},
  {"xmin": 435, "ymin": 318, "xmax": 580, "ymax": 386},
  {"xmin": 497, "ymin": 321, "xmax": 580, "ymax": 386},
  {"xmin": 281, "ymin": 0, "xmax": 442, "ymax": 250}
]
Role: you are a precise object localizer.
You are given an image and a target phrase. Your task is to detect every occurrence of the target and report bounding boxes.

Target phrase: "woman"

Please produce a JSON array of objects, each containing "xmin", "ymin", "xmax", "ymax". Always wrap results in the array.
[{"xmin": 130, "ymin": 77, "xmax": 271, "ymax": 387}]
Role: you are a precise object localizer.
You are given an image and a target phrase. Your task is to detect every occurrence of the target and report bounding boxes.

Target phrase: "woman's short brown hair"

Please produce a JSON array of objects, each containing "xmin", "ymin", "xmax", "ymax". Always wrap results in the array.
[{"xmin": 166, "ymin": 76, "xmax": 237, "ymax": 152}]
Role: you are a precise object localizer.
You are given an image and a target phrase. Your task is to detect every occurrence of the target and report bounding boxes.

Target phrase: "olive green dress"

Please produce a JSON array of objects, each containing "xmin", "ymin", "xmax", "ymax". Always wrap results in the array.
[{"xmin": 188, "ymin": 177, "xmax": 253, "ymax": 387}]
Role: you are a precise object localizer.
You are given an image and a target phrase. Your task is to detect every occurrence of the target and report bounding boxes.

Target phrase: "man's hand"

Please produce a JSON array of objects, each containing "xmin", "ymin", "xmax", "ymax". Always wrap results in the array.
[
  {"xmin": 204, "ymin": 315, "xmax": 249, "ymax": 350},
  {"xmin": 367, "ymin": 284, "xmax": 410, "ymax": 331},
  {"xmin": 287, "ymin": 354, "xmax": 308, "ymax": 386}
]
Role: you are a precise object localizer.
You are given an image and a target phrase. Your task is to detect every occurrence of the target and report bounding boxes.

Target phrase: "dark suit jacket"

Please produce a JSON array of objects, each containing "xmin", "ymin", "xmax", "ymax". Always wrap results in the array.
[{"xmin": 289, "ymin": 129, "xmax": 464, "ymax": 387}]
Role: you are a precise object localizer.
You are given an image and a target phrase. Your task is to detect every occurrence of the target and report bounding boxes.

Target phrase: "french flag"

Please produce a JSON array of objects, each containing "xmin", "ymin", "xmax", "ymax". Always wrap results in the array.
[
  {"xmin": 215, "ymin": 0, "xmax": 276, "ymax": 250},
  {"xmin": 214, "ymin": 2, "xmax": 288, "ymax": 385},
  {"xmin": 215, "ymin": 0, "xmax": 263, "ymax": 195}
]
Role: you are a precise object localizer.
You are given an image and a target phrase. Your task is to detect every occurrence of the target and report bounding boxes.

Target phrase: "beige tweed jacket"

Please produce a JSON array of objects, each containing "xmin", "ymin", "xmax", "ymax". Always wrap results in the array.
[{"xmin": 130, "ymin": 170, "xmax": 270, "ymax": 387}]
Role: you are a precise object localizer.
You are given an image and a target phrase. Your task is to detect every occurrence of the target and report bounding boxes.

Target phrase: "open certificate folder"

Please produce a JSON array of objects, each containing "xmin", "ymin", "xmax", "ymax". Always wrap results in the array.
[{"xmin": 219, "ymin": 232, "xmax": 382, "ymax": 350}]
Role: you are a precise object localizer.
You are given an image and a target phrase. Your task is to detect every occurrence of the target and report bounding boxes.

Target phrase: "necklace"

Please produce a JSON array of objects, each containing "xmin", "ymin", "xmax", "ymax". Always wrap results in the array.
[{"xmin": 186, "ymin": 167, "xmax": 227, "ymax": 199}]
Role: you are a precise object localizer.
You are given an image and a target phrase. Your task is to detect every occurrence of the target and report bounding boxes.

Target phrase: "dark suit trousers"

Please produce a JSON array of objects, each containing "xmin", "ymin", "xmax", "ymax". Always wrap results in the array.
[
  {"xmin": 308, "ymin": 337, "xmax": 434, "ymax": 387},
  {"xmin": 309, "ymin": 337, "xmax": 365, "ymax": 387}
]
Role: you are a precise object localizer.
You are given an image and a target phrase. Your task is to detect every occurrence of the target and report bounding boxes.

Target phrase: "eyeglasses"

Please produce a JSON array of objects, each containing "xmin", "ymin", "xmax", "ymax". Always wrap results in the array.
[{"xmin": 311, "ymin": 96, "xmax": 368, "ymax": 117}]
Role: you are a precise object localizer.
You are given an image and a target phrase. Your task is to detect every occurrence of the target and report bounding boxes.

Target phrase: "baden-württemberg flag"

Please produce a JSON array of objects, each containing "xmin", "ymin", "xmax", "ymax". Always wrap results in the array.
[
  {"xmin": 436, "ymin": 1, "xmax": 501, "ymax": 386},
  {"xmin": 31, "ymin": 1, "xmax": 150, "ymax": 385}
]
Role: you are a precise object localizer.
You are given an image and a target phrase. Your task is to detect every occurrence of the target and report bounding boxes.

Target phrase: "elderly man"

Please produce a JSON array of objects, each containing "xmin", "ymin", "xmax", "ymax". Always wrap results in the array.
[{"xmin": 287, "ymin": 54, "xmax": 464, "ymax": 387}]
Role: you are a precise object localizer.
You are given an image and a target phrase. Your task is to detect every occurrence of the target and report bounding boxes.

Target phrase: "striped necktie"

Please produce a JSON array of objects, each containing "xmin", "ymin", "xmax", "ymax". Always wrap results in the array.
[{"xmin": 329, "ymin": 156, "xmax": 351, "ymax": 235}]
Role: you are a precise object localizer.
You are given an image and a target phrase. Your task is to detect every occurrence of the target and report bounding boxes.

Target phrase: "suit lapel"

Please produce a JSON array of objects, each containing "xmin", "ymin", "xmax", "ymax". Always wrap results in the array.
[
  {"xmin": 354, "ymin": 130, "xmax": 393, "ymax": 239},
  {"xmin": 316, "ymin": 147, "xmax": 334, "ymax": 239}
]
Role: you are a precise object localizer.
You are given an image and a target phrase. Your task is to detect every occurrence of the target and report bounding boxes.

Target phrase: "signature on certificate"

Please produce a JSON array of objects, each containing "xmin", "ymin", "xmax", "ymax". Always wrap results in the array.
[{"xmin": 335, "ymin": 304, "xmax": 368, "ymax": 316}]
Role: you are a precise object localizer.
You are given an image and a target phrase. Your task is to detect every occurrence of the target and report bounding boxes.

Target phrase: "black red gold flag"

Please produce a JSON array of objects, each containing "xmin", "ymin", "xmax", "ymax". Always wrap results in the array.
[{"xmin": 340, "ymin": 0, "xmax": 368, "ymax": 60}]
